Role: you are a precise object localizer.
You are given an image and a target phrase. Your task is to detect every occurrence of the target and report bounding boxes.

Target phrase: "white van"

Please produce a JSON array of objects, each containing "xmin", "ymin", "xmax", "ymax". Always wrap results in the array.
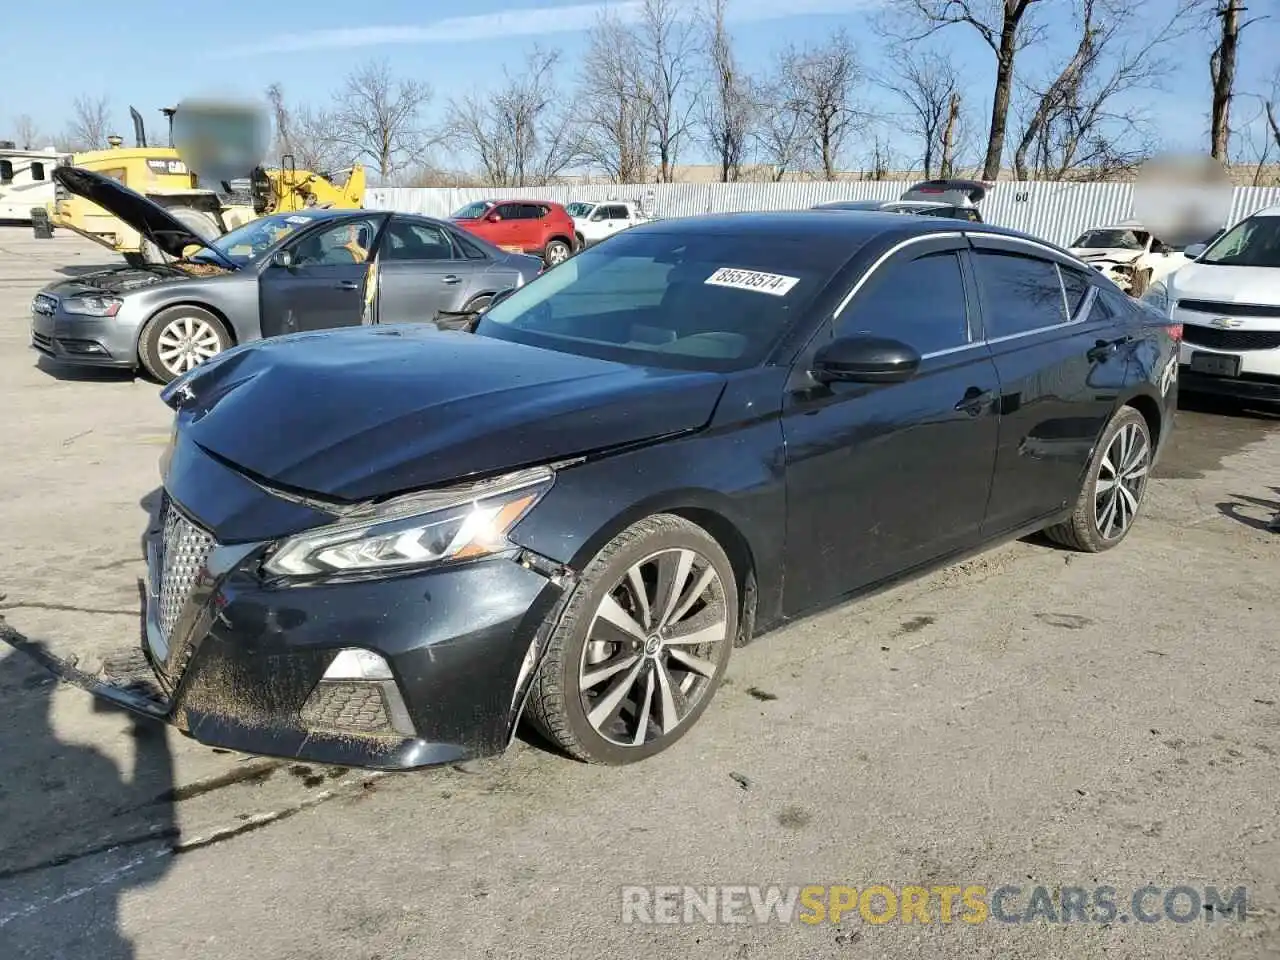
[{"xmin": 0, "ymin": 143, "xmax": 65, "ymax": 222}]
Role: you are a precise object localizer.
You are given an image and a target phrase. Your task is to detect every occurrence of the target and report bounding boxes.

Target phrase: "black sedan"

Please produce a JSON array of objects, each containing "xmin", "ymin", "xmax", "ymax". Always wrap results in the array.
[{"xmin": 32, "ymin": 212, "xmax": 1180, "ymax": 770}]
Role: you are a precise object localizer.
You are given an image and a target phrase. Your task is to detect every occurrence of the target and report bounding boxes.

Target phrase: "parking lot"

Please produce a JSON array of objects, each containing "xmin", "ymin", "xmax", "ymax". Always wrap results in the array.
[{"xmin": 1, "ymin": 225, "xmax": 1278, "ymax": 959}]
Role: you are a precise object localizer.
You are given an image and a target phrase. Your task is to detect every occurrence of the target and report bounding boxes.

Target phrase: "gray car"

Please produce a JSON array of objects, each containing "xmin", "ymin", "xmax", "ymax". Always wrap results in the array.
[{"xmin": 31, "ymin": 167, "xmax": 543, "ymax": 383}]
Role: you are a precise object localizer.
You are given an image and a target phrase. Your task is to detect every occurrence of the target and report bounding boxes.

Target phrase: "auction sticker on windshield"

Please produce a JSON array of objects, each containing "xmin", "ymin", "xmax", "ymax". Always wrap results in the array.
[
  {"xmin": 705, "ymin": 267, "xmax": 800, "ymax": 296},
  {"xmin": 285, "ymin": 216, "xmax": 313, "ymax": 224}
]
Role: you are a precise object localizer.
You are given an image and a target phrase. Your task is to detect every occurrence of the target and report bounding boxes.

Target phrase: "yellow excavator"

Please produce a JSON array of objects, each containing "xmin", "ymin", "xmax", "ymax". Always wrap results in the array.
[{"xmin": 50, "ymin": 105, "xmax": 365, "ymax": 266}]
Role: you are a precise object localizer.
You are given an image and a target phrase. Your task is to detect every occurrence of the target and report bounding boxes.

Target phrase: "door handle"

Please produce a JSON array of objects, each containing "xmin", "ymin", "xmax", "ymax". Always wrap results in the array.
[
  {"xmin": 334, "ymin": 280, "xmax": 359, "ymax": 290},
  {"xmin": 441, "ymin": 275, "xmax": 461, "ymax": 285},
  {"xmin": 954, "ymin": 386, "xmax": 995, "ymax": 415}
]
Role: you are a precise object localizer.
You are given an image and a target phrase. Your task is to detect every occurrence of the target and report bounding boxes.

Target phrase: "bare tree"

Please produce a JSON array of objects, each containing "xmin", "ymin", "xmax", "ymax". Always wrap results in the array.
[
  {"xmin": 753, "ymin": 74, "xmax": 805, "ymax": 180},
  {"xmin": 880, "ymin": 49, "xmax": 960, "ymax": 177},
  {"xmin": 1205, "ymin": 0, "xmax": 1264, "ymax": 161},
  {"xmin": 777, "ymin": 30, "xmax": 865, "ymax": 179},
  {"xmin": 264, "ymin": 83, "xmax": 351, "ymax": 173},
  {"xmin": 445, "ymin": 47, "xmax": 583, "ymax": 186},
  {"xmin": 699, "ymin": 0, "xmax": 757, "ymax": 181},
  {"xmin": 12, "ymin": 115, "xmax": 42, "ymax": 150},
  {"xmin": 1013, "ymin": 0, "xmax": 1190, "ymax": 180},
  {"xmin": 64, "ymin": 95, "xmax": 112, "ymax": 151},
  {"xmin": 328, "ymin": 59, "xmax": 434, "ymax": 182},
  {"xmin": 883, "ymin": 0, "xmax": 1048, "ymax": 179},
  {"xmin": 633, "ymin": 0, "xmax": 702, "ymax": 182},
  {"xmin": 578, "ymin": 11, "xmax": 654, "ymax": 182}
]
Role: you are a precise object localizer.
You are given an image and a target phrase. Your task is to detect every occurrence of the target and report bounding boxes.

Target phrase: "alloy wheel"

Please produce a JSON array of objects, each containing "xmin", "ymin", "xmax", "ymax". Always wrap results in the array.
[
  {"xmin": 1094, "ymin": 421, "xmax": 1150, "ymax": 540},
  {"xmin": 156, "ymin": 316, "xmax": 223, "ymax": 376},
  {"xmin": 546, "ymin": 242, "xmax": 569, "ymax": 266},
  {"xmin": 577, "ymin": 547, "xmax": 729, "ymax": 748}
]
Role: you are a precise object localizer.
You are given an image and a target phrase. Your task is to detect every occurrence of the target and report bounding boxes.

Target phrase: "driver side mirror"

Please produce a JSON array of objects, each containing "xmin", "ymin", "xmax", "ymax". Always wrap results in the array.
[
  {"xmin": 272, "ymin": 249, "xmax": 295, "ymax": 269},
  {"xmin": 811, "ymin": 335, "xmax": 921, "ymax": 384},
  {"xmin": 1182, "ymin": 243, "xmax": 1206, "ymax": 259}
]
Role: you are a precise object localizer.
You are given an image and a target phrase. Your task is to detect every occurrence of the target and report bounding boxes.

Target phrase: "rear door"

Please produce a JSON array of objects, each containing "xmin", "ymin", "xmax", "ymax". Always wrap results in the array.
[
  {"xmin": 968, "ymin": 234, "xmax": 1124, "ymax": 536},
  {"xmin": 781, "ymin": 233, "xmax": 1001, "ymax": 612},
  {"xmin": 373, "ymin": 216, "xmax": 488, "ymax": 322},
  {"xmin": 258, "ymin": 215, "xmax": 387, "ymax": 337}
]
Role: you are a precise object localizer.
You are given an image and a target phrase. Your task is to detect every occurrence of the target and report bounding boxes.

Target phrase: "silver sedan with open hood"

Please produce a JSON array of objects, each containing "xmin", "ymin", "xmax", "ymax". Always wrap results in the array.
[{"xmin": 31, "ymin": 167, "xmax": 543, "ymax": 383}]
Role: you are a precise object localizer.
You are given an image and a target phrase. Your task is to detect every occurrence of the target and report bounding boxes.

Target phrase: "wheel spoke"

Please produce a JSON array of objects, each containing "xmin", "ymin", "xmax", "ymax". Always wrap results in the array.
[
  {"xmin": 581, "ymin": 650, "xmax": 641, "ymax": 690},
  {"xmin": 666, "ymin": 566, "xmax": 715, "ymax": 628},
  {"xmin": 1098, "ymin": 490, "xmax": 1119, "ymax": 537},
  {"xmin": 653, "ymin": 660, "xmax": 682, "ymax": 734},
  {"xmin": 654, "ymin": 549, "xmax": 694, "ymax": 629},
  {"xmin": 625, "ymin": 565, "xmax": 651, "ymax": 631},
  {"xmin": 664, "ymin": 620, "xmax": 727, "ymax": 646},
  {"xmin": 666, "ymin": 647, "xmax": 717, "ymax": 679},
  {"xmin": 631, "ymin": 667, "xmax": 655, "ymax": 746},
  {"xmin": 596, "ymin": 594, "xmax": 648, "ymax": 643},
  {"xmin": 587, "ymin": 659, "xmax": 645, "ymax": 729}
]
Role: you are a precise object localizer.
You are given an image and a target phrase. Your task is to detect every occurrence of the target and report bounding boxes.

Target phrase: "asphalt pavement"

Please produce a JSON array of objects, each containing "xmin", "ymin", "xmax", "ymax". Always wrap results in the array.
[{"xmin": 0, "ymin": 226, "xmax": 1277, "ymax": 960}]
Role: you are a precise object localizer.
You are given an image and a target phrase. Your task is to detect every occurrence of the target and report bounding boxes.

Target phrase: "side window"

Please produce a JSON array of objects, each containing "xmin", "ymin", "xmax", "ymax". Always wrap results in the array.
[
  {"xmin": 836, "ymin": 249, "xmax": 970, "ymax": 355},
  {"xmin": 288, "ymin": 218, "xmax": 382, "ymax": 266},
  {"xmin": 0, "ymin": 160, "xmax": 12, "ymax": 184},
  {"xmin": 605, "ymin": 205, "xmax": 628, "ymax": 220},
  {"xmin": 972, "ymin": 249, "xmax": 1068, "ymax": 338},
  {"xmin": 30, "ymin": 162, "xmax": 46, "ymax": 181},
  {"xmin": 380, "ymin": 219, "xmax": 458, "ymax": 262},
  {"xmin": 452, "ymin": 230, "xmax": 489, "ymax": 260},
  {"xmin": 495, "ymin": 203, "xmax": 522, "ymax": 220},
  {"xmin": 520, "ymin": 203, "xmax": 545, "ymax": 220},
  {"xmin": 1058, "ymin": 265, "xmax": 1092, "ymax": 318}
]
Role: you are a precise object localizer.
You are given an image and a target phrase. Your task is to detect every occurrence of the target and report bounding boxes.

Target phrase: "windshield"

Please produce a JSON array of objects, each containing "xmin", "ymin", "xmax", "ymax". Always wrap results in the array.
[
  {"xmin": 475, "ymin": 229, "xmax": 849, "ymax": 372},
  {"xmin": 199, "ymin": 212, "xmax": 325, "ymax": 265},
  {"xmin": 1072, "ymin": 229, "xmax": 1148, "ymax": 251},
  {"xmin": 452, "ymin": 201, "xmax": 492, "ymax": 219},
  {"xmin": 1198, "ymin": 215, "xmax": 1280, "ymax": 267},
  {"xmin": 566, "ymin": 202, "xmax": 595, "ymax": 218}
]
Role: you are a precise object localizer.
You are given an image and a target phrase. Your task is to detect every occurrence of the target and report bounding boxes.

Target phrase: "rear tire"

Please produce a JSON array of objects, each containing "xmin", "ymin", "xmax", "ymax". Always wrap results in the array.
[
  {"xmin": 527, "ymin": 514, "xmax": 737, "ymax": 765},
  {"xmin": 543, "ymin": 239, "xmax": 571, "ymax": 268},
  {"xmin": 1043, "ymin": 406, "xmax": 1153, "ymax": 552},
  {"xmin": 138, "ymin": 305, "xmax": 232, "ymax": 384}
]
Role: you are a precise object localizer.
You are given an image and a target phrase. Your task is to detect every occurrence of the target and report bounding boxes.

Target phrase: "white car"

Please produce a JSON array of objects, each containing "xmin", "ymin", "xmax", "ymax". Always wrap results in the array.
[
  {"xmin": 566, "ymin": 200, "xmax": 651, "ymax": 249},
  {"xmin": 1068, "ymin": 220, "xmax": 1192, "ymax": 295},
  {"xmin": 1141, "ymin": 205, "xmax": 1280, "ymax": 405}
]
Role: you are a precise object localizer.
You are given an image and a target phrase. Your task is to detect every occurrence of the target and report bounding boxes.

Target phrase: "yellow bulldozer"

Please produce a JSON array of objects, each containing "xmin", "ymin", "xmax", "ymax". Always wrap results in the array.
[{"xmin": 51, "ymin": 105, "xmax": 365, "ymax": 266}]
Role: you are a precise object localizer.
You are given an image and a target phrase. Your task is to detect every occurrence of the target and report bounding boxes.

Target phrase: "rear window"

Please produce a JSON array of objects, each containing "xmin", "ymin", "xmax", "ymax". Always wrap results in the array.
[{"xmin": 476, "ymin": 230, "xmax": 852, "ymax": 372}]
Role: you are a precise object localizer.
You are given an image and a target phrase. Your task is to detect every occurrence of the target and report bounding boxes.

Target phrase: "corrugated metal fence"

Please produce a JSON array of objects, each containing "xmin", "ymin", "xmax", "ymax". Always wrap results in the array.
[{"xmin": 367, "ymin": 180, "xmax": 1280, "ymax": 248}]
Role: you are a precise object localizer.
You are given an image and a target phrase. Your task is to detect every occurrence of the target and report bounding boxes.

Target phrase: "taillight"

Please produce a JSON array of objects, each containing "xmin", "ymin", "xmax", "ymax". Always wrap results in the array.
[{"xmin": 1167, "ymin": 323, "xmax": 1183, "ymax": 341}]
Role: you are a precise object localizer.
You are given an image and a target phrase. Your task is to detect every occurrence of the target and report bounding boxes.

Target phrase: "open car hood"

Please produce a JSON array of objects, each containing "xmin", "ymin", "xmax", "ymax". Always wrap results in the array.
[
  {"xmin": 161, "ymin": 325, "xmax": 728, "ymax": 503},
  {"xmin": 52, "ymin": 166, "xmax": 235, "ymax": 267}
]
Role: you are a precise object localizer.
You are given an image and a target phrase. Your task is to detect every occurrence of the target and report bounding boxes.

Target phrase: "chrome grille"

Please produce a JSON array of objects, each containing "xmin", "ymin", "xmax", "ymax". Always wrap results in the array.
[{"xmin": 158, "ymin": 500, "xmax": 215, "ymax": 642}]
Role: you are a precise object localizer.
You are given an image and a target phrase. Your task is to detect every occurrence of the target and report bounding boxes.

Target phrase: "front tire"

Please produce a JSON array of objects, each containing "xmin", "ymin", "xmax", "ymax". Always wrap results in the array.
[
  {"xmin": 1043, "ymin": 405, "xmax": 1153, "ymax": 552},
  {"xmin": 527, "ymin": 514, "xmax": 738, "ymax": 764},
  {"xmin": 138, "ymin": 305, "xmax": 232, "ymax": 384}
]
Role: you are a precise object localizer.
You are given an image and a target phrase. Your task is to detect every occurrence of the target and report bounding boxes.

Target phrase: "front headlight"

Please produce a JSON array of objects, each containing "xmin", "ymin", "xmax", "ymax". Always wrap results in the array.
[
  {"xmin": 62, "ymin": 295, "xmax": 122, "ymax": 317},
  {"xmin": 262, "ymin": 466, "xmax": 554, "ymax": 578},
  {"xmin": 1140, "ymin": 281, "xmax": 1169, "ymax": 314}
]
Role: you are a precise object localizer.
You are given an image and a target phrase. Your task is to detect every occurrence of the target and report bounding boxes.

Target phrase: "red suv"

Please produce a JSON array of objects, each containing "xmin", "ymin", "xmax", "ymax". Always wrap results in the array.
[{"xmin": 450, "ymin": 200, "xmax": 578, "ymax": 267}]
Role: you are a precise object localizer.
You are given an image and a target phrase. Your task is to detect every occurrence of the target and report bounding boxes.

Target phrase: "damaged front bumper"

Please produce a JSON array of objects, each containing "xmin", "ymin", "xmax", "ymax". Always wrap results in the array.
[{"xmin": 9, "ymin": 496, "xmax": 572, "ymax": 771}]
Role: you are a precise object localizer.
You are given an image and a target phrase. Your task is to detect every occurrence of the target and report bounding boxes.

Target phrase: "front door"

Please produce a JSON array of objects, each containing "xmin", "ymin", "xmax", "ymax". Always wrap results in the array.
[
  {"xmin": 782, "ymin": 235, "xmax": 1001, "ymax": 614},
  {"xmin": 967, "ymin": 236, "xmax": 1124, "ymax": 536},
  {"xmin": 259, "ymin": 215, "xmax": 387, "ymax": 338},
  {"xmin": 373, "ymin": 216, "xmax": 489, "ymax": 322}
]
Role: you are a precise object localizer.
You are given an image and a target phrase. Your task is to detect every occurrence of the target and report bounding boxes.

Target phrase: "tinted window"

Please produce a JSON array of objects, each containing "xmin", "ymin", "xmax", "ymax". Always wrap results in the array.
[
  {"xmin": 381, "ymin": 219, "xmax": 458, "ymax": 261},
  {"xmin": 837, "ymin": 250, "xmax": 969, "ymax": 354},
  {"xmin": 476, "ymin": 230, "xmax": 850, "ymax": 372},
  {"xmin": 1059, "ymin": 265, "xmax": 1092, "ymax": 317},
  {"xmin": 30, "ymin": 162, "xmax": 45, "ymax": 181},
  {"xmin": 452, "ymin": 201, "xmax": 491, "ymax": 219},
  {"xmin": 452, "ymin": 231, "xmax": 489, "ymax": 259},
  {"xmin": 520, "ymin": 203, "xmax": 546, "ymax": 219},
  {"xmin": 973, "ymin": 250, "xmax": 1068, "ymax": 338},
  {"xmin": 0, "ymin": 160, "xmax": 12, "ymax": 184},
  {"xmin": 495, "ymin": 203, "xmax": 522, "ymax": 220}
]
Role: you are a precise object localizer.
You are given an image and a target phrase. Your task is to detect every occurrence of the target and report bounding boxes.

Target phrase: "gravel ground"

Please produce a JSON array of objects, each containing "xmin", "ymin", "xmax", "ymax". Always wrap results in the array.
[{"xmin": 0, "ymin": 226, "xmax": 1277, "ymax": 960}]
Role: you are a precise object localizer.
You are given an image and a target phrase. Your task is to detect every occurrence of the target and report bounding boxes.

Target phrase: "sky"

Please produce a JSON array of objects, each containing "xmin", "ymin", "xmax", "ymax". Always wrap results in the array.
[{"xmin": 3, "ymin": 0, "xmax": 1278, "ymax": 172}]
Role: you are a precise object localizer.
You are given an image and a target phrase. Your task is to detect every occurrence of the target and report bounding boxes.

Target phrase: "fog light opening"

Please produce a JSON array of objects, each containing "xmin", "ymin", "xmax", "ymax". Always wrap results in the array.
[{"xmin": 322, "ymin": 647, "xmax": 393, "ymax": 681}]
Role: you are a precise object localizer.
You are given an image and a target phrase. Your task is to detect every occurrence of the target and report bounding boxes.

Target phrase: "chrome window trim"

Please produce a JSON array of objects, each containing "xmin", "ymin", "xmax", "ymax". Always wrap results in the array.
[
  {"xmin": 831, "ymin": 231, "xmax": 973, "ymax": 351},
  {"xmin": 964, "ymin": 230, "xmax": 1095, "ymax": 273}
]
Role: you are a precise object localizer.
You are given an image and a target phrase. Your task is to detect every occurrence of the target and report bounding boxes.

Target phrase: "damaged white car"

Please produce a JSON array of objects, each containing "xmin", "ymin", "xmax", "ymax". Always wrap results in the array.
[{"xmin": 1068, "ymin": 221, "xmax": 1194, "ymax": 296}]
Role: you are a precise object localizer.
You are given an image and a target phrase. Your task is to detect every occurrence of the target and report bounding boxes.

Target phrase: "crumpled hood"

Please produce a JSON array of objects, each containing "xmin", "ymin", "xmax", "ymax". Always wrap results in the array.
[
  {"xmin": 1070, "ymin": 248, "xmax": 1141, "ymax": 265},
  {"xmin": 41, "ymin": 264, "xmax": 193, "ymax": 298},
  {"xmin": 166, "ymin": 325, "xmax": 728, "ymax": 502},
  {"xmin": 1167, "ymin": 261, "xmax": 1280, "ymax": 305}
]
